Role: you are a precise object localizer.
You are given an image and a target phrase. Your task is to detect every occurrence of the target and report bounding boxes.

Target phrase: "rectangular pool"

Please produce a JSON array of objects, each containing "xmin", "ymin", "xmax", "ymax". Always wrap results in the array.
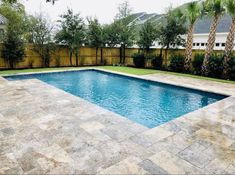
[{"xmin": 5, "ymin": 70, "xmax": 227, "ymax": 128}]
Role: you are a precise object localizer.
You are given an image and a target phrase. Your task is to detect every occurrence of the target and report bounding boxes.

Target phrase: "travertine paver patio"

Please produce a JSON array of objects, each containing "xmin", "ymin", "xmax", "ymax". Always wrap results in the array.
[{"xmin": 1, "ymin": 69, "xmax": 235, "ymax": 174}]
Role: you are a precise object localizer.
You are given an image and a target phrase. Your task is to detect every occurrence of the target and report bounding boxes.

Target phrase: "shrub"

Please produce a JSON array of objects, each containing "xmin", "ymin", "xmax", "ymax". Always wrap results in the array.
[
  {"xmin": 132, "ymin": 53, "xmax": 146, "ymax": 68},
  {"xmin": 150, "ymin": 54, "xmax": 163, "ymax": 69},
  {"xmin": 169, "ymin": 54, "xmax": 184, "ymax": 72},
  {"xmin": 208, "ymin": 54, "xmax": 223, "ymax": 78},
  {"xmin": 192, "ymin": 53, "xmax": 204, "ymax": 75},
  {"xmin": 2, "ymin": 35, "xmax": 25, "ymax": 69},
  {"xmin": 228, "ymin": 56, "xmax": 235, "ymax": 80}
]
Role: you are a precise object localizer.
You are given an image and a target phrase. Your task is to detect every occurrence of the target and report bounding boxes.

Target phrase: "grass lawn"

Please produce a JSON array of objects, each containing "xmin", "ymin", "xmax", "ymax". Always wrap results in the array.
[
  {"xmin": 1, "ymin": 66, "xmax": 235, "ymax": 85},
  {"xmin": 101, "ymin": 66, "xmax": 235, "ymax": 84}
]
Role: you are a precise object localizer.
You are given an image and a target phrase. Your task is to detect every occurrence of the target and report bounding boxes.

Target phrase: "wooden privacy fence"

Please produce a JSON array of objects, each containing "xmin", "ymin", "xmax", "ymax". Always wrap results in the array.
[{"xmin": 0, "ymin": 44, "xmax": 228, "ymax": 70}]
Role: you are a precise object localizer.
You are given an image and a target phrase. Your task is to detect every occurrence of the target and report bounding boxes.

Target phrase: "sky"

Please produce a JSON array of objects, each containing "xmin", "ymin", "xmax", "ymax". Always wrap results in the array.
[{"xmin": 22, "ymin": 0, "xmax": 193, "ymax": 24}]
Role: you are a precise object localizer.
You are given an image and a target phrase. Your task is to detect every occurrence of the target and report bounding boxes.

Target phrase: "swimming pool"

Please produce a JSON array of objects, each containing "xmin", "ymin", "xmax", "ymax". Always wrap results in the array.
[{"xmin": 5, "ymin": 70, "xmax": 227, "ymax": 128}]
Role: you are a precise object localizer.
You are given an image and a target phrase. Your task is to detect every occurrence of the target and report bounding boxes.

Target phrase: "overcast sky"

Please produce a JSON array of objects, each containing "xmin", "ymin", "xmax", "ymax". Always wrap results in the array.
[{"xmin": 22, "ymin": 0, "xmax": 193, "ymax": 24}]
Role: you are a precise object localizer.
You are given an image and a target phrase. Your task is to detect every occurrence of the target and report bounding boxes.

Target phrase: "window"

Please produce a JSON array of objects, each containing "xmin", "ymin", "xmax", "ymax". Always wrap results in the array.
[
  {"xmin": 193, "ymin": 43, "xmax": 196, "ymax": 46},
  {"xmin": 216, "ymin": 43, "xmax": 220, "ymax": 47},
  {"xmin": 222, "ymin": 43, "xmax": 225, "ymax": 47},
  {"xmin": 201, "ymin": 43, "xmax": 205, "ymax": 46},
  {"xmin": 196, "ymin": 43, "xmax": 200, "ymax": 46}
]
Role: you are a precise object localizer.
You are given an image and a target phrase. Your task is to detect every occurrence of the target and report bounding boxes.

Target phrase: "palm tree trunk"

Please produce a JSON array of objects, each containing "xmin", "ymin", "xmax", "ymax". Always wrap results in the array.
[
  {"xmin": 184, "ymin": 24, "xmax": 194, "ymax": 72},
  {"xmin": 222, "ymin": 17, "xmax": 235, "ymax": 79},
  {"xmin": 202, "ymin": 15, "xmax": 220, "ymax": 76}
]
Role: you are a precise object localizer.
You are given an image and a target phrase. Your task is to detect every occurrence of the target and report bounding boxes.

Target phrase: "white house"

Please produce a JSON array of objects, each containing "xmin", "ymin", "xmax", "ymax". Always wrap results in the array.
[
  {"xmin": 154, "ymin": 33, "xmax": 231, "ymax": 50},
  {"xmin": 190, "ymin": 33, "xmax": 230, "ymax": 50}
]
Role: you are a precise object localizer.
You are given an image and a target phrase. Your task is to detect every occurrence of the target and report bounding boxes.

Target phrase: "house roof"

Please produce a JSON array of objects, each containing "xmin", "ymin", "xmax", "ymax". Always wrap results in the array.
[{"xmin": 194, "ymin": 15, "xmax": 232, "ymax": 34}]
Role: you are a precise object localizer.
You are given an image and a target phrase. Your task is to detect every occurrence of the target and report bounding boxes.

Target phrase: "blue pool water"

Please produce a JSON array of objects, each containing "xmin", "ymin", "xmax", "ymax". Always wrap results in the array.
[{"xmin": 5, "ymin": 70, "xmax": 227, "ymax": 128}]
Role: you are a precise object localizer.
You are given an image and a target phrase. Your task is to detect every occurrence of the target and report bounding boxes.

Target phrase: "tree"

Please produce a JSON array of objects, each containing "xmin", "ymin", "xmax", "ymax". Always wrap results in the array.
[
  {"xmin": 114, "ymin": 0, "xmax": 135, "ymax": 64},
  {"xmin": 27, "ymin": 14, "xmax": 54, "ymax": 67},
  {"xmin": 222, "ymin": 0, "xmax": 235, "ymax": 79},
  {"xmin": 103, "ymin": 22, "xmax": 120, "ymax": 47},
  {"xmin": 87, "ymin": 17, "xmax": 104, "ymax": 65},
  {"xmin": 202, "ymin": 0, "xmax": 225, "ymax": 76},
  {"xmin": 157, "ymin": 8, "xmax": 186, "ymax": 67},
  {"xmin": 137, "ymin": 20, "xmax": 158, "ymax": 53},
  {"xmin": 115, "ymin": 0, "xmax": 132, "ymax": 20},
  {"xmin": 118, "ymin": 20, "xmax": 135, "ymax": 64},
  {"xmin": 55, "ymin": 9, "xmax": 85, "ymax": 66},
  {"xmin": 0, "ymin": 2, "xmax": 26, "ymax": 68},
  {"xmin": 184, "ymin": 1, "xmax": 202, "ymax": 72}
]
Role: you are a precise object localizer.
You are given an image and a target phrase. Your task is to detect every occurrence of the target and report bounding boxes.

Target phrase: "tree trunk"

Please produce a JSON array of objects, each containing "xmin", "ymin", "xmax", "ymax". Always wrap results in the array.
[
  {"xmin": 69, "ymin": 50, "xmax": 73, "ymax": 66},
  {"xmin": 164, "ymin": 45, "xmax": 169, "ymax": 68},
  {"xmin": 119, "ymin": 45, "xmax": 123, "ymax": 64},
  {"xmin": 123, "ymin": 45, "xmax": 126, "ymax": 64},
  {"xmin": 9, "ymin": 60, "xmax": 14, "ymax": 69},
  {"xmin": 184, "ymin": 24, "xmax": 195, "ymax": 72},
  {"xmin": 101, "ymin": 47, "xmax": 103, "ymax": 65},
  {"xmin": 160, "ymin": 48, "xmax": 163, "ymax": 58},
  {"xmin": 75, "ymin": 49, "xmax": 79, "ymax": 67},
  {"xmin": 202, "ymin": 15, "xmax": 220, "ymax": 76},
  {"xmin": 41, "ymin": 53, "xmax": 46, "ymax": 68},
  {"xmin": 222, "ymin": 17, "xmax": 235, "ymax": 79},
  {"xmin": 45, "ymin": 48, "xmax": 50, "ymax": 67},
  {"xmin": 95, "ymin": 47, "xmax": 98, "ymax": 65}
]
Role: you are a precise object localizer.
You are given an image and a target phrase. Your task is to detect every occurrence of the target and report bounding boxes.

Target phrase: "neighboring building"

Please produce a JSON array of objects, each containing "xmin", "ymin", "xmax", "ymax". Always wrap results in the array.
[
  {"xmin": 155, "ymin": 33, "xmax": 230, "ymax": 51},
  {"xmin": 189, "ymin": 33, "xmax": 229, "ymax": 51},
  {"xmin": 131, "ymin": 12, "xmax": 233, "ymax": 51}
]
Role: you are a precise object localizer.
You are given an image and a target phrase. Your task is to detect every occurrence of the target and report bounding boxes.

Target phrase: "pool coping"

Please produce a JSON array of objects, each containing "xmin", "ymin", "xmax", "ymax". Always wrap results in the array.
[{"xmin": 2, "ymin": 67, "xmax": 235, "ymax": 97}]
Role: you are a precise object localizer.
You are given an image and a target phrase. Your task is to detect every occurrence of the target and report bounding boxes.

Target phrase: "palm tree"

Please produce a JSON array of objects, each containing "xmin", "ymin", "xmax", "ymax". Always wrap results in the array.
[
  {"xmin": 222, "ymin": 0, "xmax": 235, "ymax": 79},
  {"xmin": 202, "ymin": 0, "xmax": 225, "ymax": 76},
  {"xmin": 184, "ymin": 1, "xmax": 201, "ymax": 72}
]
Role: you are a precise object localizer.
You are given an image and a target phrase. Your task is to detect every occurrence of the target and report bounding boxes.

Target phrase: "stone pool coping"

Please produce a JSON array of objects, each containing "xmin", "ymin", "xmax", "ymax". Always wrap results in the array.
[{"xmin": 1, "ymin": 68, "xmax": 235, "ymax": 174}]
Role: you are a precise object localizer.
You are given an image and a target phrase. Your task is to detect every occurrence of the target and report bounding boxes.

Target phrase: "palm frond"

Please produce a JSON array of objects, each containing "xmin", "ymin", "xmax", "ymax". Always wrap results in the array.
[{"xmin": 224, "ymin": 0, "xmax": 235, "ymax": 17}]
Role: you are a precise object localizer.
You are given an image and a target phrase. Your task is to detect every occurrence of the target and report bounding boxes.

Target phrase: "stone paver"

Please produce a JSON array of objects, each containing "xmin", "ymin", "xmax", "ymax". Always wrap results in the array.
[
  {"xmin": 0, "ymin": 69, "xmax": 235, "ymax": 174},
  {"xmin": 148, "ymin": 150, "xmax": 204, "ymax": 174}
]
